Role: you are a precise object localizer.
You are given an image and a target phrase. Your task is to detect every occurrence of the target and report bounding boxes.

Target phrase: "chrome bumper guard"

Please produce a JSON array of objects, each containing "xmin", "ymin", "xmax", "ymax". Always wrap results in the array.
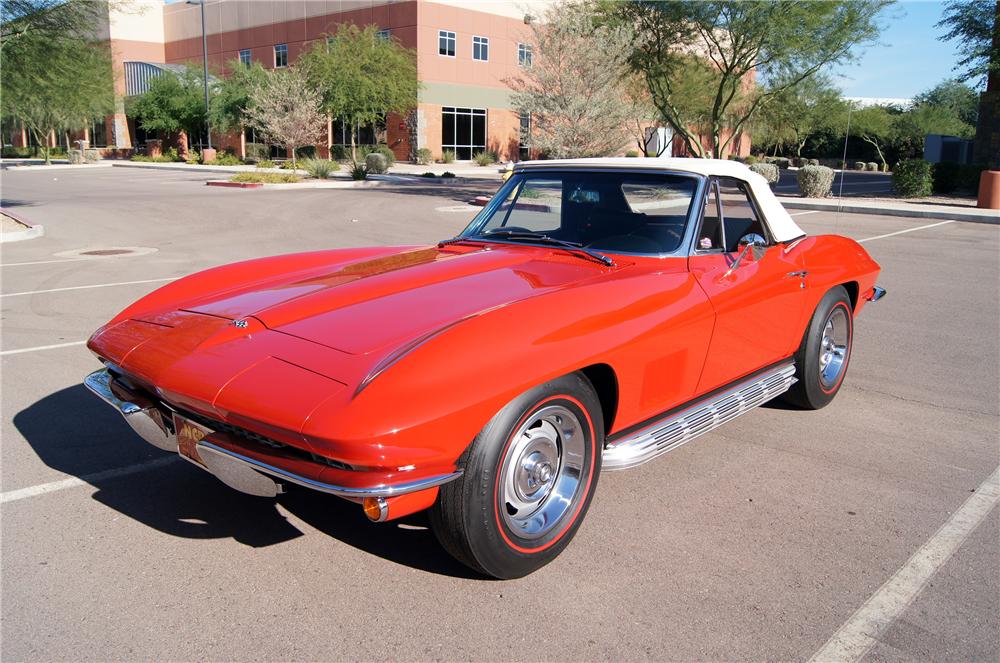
[
  {"xmin": 866, "ymin": 285, "xmax": 887, "ymax": 302},
  {"xmin": 84, "ymin": 368, "xmax": 462, "ymax": 499}
]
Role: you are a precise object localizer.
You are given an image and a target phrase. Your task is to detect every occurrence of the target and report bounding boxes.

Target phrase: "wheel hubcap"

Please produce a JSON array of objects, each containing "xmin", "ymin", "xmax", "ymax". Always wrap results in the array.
[
  {"xmin": 818, "ymin": 307, "xmax": 850, "ymax": 389},
  {"xmin": 500, "ymin": 404, "xmax": 586, "ymax": 540}
]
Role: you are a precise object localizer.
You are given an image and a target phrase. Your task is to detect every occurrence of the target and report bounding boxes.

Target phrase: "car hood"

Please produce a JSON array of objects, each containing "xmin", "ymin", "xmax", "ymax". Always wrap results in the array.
[{"xmin": 174, "ymin": 245, "xmax": 617, "ymax": 355}]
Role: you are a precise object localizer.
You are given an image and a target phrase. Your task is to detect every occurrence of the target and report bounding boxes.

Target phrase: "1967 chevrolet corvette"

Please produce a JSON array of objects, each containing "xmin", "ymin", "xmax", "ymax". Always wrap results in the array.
[{"xmin": 85, "ymin": 158, "xmax": 884, "ymax": 578}]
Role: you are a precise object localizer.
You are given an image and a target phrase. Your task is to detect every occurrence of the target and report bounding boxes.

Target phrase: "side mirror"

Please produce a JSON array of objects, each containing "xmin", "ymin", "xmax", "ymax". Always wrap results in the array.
[{"xmin": 726, "ymin": 233, "xmax": 767, "ymax": 275}]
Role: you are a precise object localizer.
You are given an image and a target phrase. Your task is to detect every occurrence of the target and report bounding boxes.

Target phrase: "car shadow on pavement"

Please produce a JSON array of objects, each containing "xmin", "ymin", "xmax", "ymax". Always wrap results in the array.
[{"xmin": 13, "ymin": 385, "xmax": 482, "ymax": 579}]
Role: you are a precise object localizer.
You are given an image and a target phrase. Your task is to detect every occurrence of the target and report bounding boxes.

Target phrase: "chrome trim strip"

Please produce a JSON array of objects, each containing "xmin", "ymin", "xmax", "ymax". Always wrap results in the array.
[
  {"xmin": 196, "ymin": 439, "xmax": 463, "ymax": 499},
  {"xmin": 602, "ymin": 362, "xmax": 797, "ymax": 470}
]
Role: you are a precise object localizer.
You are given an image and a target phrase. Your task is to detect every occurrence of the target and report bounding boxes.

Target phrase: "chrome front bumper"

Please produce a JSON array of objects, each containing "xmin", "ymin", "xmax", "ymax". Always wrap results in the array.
[{"xmin": 84, "ymin": 368, "xmax": 461, "ymax": 499}]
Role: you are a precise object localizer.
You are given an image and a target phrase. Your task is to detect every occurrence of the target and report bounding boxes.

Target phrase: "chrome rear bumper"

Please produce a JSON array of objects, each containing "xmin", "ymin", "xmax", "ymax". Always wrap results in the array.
[
  {"xmin": 84, "ymin": 368, "xmax": 461, "ymax": 499},
  {"xmin": 866, "ymin": 285, "xmax": 887, "ymax": 302}
]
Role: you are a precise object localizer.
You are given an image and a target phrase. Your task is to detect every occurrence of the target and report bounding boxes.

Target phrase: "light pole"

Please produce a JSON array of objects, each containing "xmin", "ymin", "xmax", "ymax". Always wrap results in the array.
[{"xmin": 187, "ymin": 0, "xmax": 211, "ymax": 150}]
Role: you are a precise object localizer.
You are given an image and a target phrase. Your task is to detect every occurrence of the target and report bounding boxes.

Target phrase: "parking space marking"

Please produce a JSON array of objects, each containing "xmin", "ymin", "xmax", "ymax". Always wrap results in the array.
[
  {"xmin": 0, "ymin": 340, "xmax": 87, "ymax": 356},
  {"xmin": 1, "ymin": 276, "xmax": 176, "ymax": 298},
  {"xmin": 0, "ymin": 456, "xmax": 180, "ymax": 504},
  {"xmin": 809, "ymin": 466, "xmax": 1000, "ymax": 663},
  {"xmin": 857, "ymin": 220, "xmax": 956, "ymax": 244},
  {"xmin": 1, "ymin": 257, "xmax": 98, "ymax": 268},
  {"xmin": 789, "ymin": 211, "xmax": 821, "ymax": 217}
]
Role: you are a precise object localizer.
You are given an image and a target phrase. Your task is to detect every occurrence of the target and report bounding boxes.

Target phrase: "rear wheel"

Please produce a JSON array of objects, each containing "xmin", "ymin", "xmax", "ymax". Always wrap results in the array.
[
  {"xmin": 431, "ymin": 373, "xmax": 603, "ymax": 579},
  {"xmin": 785, "ymin": 286, "xmax": 854, "ymax": 409}
]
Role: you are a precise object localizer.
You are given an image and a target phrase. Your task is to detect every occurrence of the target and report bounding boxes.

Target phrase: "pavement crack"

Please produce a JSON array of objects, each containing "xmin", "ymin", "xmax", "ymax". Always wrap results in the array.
[{"xmin": 850, "ymin": 385, "xmax": 996, "ymax": 418}]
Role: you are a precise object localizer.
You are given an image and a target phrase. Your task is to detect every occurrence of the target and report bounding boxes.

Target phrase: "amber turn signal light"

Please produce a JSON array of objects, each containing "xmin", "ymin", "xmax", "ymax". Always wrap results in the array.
[{"xmin": 362, "ymin": 496, "xmax": 388, "ymax": 522}]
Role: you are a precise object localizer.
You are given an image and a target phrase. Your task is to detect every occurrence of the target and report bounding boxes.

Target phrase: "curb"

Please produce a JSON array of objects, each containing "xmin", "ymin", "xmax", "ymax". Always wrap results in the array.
[
  {"xmin": 1, "ymin": 208, "xmax": 45, "ymax": 243},
  {"xmin": 779, "ymin": 199, "xmax": 999, "ymax": 224},
  {"xmin": 206, "ymin": 180, "xmax": 262, "ymax": 189}
]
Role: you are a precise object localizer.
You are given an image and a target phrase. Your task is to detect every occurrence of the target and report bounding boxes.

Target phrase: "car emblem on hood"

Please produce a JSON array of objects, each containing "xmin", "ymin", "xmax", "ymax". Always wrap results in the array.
[{"xmin": 233, "ymin": 319, "xmax": 249, "ymax": 329}]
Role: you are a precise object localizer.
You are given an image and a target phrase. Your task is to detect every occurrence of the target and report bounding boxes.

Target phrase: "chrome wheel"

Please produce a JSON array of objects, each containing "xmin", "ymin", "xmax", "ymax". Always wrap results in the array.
[
  {"xmin": 499, "ymin": 404, "xmax": 586, "ymax": 540},
  {"xmin": 818, "ymin": 306, "xmax": 850, "ymax": 389}
]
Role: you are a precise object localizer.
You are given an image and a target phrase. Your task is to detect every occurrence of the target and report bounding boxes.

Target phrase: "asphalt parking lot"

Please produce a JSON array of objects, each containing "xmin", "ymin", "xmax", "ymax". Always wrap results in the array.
[{"xmin": 2, "ymin": 167, "xmax": 997, "ymax": 662}]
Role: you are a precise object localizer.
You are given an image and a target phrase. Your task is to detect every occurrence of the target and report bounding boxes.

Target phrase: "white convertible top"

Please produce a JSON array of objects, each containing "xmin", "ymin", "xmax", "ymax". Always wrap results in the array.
[{"xmin": 515, "ymin": 157, "xmax": 806, "ymax": 243}]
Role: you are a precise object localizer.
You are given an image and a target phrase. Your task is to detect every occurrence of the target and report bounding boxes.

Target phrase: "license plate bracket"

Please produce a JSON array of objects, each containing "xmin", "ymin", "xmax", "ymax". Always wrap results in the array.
[{"xmin": 173, "ymin": 413, "xmax": 213, "ymax": 467}]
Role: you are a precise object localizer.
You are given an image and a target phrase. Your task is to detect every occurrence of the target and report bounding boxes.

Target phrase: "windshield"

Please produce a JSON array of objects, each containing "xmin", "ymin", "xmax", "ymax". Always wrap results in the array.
[{"xmin": 462, "ymin": 171, "xmax": 700, "ymax": 255}]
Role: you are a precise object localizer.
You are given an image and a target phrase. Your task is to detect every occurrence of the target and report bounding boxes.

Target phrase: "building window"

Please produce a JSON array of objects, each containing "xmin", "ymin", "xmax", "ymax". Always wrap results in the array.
[
  {"xmin": 239, "ymin": 49, "xmax": 251, "ymax": 66},
  {"xmin": 90, "ymin": 118, "xmax": 107, "ymax": 148},
  {"xmin": 438, "ymin": 30, "xmax": 455, "ymax": 57},
  {"xmin": 519, "ymin": 112, "xmax": 531, "ymax": 160},
  {"xmin": 442, "ymin": 107, "xmax": 486, "ymax": 160},
  {"xmin": 518, "ymin": 43, "xmax": 533, "ymax": 67},
  {"xmin": 473, "ymin": 36, "xmax": 489, "ymax": 61},
  {"xmin": 376, "ymin": 29, "xmax": 390, "ymax": 41},
  {"xmin": 274, "ymin": 43, "xmax": 288, "ymax": 68}
]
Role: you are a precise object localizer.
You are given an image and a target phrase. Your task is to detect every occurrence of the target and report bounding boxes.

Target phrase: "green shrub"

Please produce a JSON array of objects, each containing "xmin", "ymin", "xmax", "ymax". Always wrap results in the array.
[
  {"xmin": 349, "ymin": 162, "xmax": 368, "ymax": 180},
  {"xmin": 853, "ymin": 161, "xmax": 866, "ymax": 171},
  {"xmin": 472, "ymin": 150, "xmax": 496, "ymax": 166},
  {"xmin": 744, "ymin": 154, "xmax": 758, "ymax": 165},
  {"xmin": 300, "ymin": 158, "xmax": 339, "ymax": 179},
  {"xmin": 764, "ymin": 156, "xmax": 790, "ymax": 169},
  {"xmin": 229, "ymin": 172, "xmax": 301, "ymax": 183},
  {"xmin": 421, "ymin": 171, "xmax": 437, "ymax": 178},
  {"xmin": 364, "ymin": 152, "xmax": 388, "ymax": 174},
  {"xmin": 440, "ymin": 149, "xmax": 455, "ymax": 164},
  {"xmin": 83, "ymin": 148, "xmax": 101, "ymax": 163},
  {"xmin": 806, "ymin": 158, "xmax": 818, "ymax": 166},
  {"xmin": 245, "ymin": 143, "xmax": 268, "ymax": 162},
  {"xmin": 441, "ymin": 171, "xmax": 455, "ymax": 178},
  {"xmin": 749, "ymin": 162, "xmax": 779, "ymax": 184},
  {"xmin": 206, "ymin": 153, "xmax": 242, "ymax": 166},
  {"xmin": 2, "ymin": 146, "xmax": 35, "ymax": 158},
  {"xmin": 68, "ymin": 149, "xmax": 85, "ymax": 164},
  {"xmin": 625, "ymin": 149, "xmax": 640, "ymax": 157},
  {"xmin": 892, "ymin": 159, "xmax": 933, "ymax": 197},
  {"xmin": 331, "ymin": 144, "xmax": 349, "ymax": 161},
  {"xmin": 864, "ymin": 162, "xmax": 877, "ymax": 172},
  {"xmin": 958, "ymin": 164, "xmax": 987, "ymax": 192},
  {"xmin": 374, "ymin": 145, "xmax": 395, "ymax": 168},
  {"xmin": 255, "ymin": 159, "xmax": 276, "ymax": 169},
  {"xmin": 185, "ymin": 149, "xmax": 200, "ymax": 164},
  {"xmin": 279, "ymin": 160, "xmax": 297, "ymax": 169},
  {"xmin": 797, "ymin": 165, "xmax": 835, "ymax": 198},
  {"xmin": 415, "ymin": 147, "xmax": 433, "ymax": 165}
]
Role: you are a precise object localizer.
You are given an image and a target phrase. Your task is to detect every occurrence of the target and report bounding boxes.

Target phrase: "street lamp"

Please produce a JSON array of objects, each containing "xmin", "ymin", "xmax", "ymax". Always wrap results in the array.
[{"xmin": 186, "ymin": 0, "xmax": 212, "ymax": 150}]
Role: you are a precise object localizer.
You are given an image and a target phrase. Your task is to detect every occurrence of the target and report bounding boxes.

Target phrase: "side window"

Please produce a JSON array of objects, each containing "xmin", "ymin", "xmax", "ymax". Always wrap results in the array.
[
  {"xmin": 696, "ymin": 180, "xmax": 724, "ymax": 252},
  {"xmin": 717, "ymin": 177, "xmax": 767, "ymax": 252}
]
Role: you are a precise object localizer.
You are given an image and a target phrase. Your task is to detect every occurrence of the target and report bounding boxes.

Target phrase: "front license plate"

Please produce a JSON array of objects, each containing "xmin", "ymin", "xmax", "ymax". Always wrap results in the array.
[{"xmin": 173, "ymin": 413, "xmax": 213, "ymax": 467}]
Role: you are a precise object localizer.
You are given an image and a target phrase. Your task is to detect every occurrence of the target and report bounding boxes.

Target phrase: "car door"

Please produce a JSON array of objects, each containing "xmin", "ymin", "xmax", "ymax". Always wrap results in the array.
[{"xmin": 688, "ymin": 176, "xmax": 808, "ymax": 394}]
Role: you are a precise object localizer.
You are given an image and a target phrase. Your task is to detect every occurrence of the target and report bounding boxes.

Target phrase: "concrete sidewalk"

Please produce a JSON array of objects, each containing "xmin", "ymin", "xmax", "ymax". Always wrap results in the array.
[
  {"xmin": 779, "ymin": 196, "xmax": 998, "ymax": 223},
  {"xmin": 112, "ymin": 159, "xmax": 504, "ymax": 180}
]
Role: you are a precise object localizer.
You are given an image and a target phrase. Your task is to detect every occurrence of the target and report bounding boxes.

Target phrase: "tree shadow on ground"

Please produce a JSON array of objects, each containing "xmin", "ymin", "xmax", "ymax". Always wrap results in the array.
[{"xmin": 13, "ymin": 384, "xmax": 482, "ymax": 579}]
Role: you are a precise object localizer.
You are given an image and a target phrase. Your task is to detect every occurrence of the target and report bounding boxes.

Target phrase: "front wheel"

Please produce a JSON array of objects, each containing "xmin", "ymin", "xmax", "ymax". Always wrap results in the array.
[
  {"xmin": 784, "ymin": 285, "xmax": 854, "ymax": 409},
  {"xmin": 430, "ymin": 373, "xmax": 603, "ymax": 579}
]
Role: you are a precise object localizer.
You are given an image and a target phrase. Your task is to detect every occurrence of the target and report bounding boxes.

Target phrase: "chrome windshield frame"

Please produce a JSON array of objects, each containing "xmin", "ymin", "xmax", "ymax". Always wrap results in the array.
[{"xmin": 456, "ymin": 168, "xmax": 709, "ymax": 259}]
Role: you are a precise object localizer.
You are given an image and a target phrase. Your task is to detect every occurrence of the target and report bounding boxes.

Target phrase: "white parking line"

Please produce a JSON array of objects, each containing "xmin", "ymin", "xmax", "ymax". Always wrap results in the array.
[
  {"xmin": 858, "ymin": 220, "xmax": 956, "ymax": 243},
  {"xmin": 0, "ymin": 456, "xmax": 180, "ymax": 504},
  {"xmin": 789, "ymin": 211, "xmax": 821, "ymax": 217},
  {"xmin": 1, "ymin": 276, "xmax": 176, "ymax": 298},
  {"xmin": 1, "ymin": 257, "xmax": 97, "ymax": 267},
  {"xmin": 0, "ymin": 340, "xmax": 87, "ymax": 356},
  {"xmin": 809, "ymin": 466, "xmax": 1000, "ymax": 663}
]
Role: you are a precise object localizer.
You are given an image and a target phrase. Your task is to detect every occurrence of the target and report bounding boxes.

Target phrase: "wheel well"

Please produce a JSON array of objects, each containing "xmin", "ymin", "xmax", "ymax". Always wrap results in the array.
[
  {"xmin": 579, "ymin": 363, "xmax": 618, "ymax": 436},
  {"xmin": 840, "ymin": 281, "xmax": 859, "ymax": 311}
]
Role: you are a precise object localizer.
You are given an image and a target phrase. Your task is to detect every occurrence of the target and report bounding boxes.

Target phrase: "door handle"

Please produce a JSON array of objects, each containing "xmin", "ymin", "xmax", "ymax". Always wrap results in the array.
[{"xmin": 785, "ymin": 270, "xmax": 808, "ymax": 278}]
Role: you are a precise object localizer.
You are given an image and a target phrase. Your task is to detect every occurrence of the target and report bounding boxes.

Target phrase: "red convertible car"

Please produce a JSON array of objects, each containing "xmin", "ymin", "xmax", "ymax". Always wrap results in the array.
[{"xmin": 85, "ymin": 158, "xmax": 884, "ymax": 578}]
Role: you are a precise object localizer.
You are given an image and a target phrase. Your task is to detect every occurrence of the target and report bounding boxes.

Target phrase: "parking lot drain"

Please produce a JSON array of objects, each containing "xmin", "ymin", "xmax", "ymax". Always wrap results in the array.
[{"xmin": 53, "ymin": 246, "xmax": 158, "ymax": 260}]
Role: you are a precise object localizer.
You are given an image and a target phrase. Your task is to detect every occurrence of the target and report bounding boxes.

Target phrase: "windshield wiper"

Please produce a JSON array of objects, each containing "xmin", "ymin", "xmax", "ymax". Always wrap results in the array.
[{"xmin": 476, "ymin": 229, "xmax": 615, "ymax": 267}]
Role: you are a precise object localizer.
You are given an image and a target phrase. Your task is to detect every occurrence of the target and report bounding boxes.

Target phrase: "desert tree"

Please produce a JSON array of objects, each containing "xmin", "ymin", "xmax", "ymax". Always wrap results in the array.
[
  {"xmin": 129, "ymin": 65, "xmax": 210, "ymax": 150},
  {"xmin": 752, "ymin": 76, "xmax": 849, "ymax": 157},
  {"xmin": 936, "ymin": 0, "xmax": 999, "ymax": 87},
  {"xmin": 606, "ymin": 0, "xmax": 891, "ymax": 159},
  {"xmin": 1, "ymin": 31, "xmax": 113, "ymax": 163},
  {"xmin": 507, "ymin": 0, "xmax": 639, "ymax": 158},
  {"xmin": 298, "ymin": 24, "xmax": 418, "ymax": 160},
  {"xmin": 243, "ymin": 67, "xmax": 326, "ymax": 169}
]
